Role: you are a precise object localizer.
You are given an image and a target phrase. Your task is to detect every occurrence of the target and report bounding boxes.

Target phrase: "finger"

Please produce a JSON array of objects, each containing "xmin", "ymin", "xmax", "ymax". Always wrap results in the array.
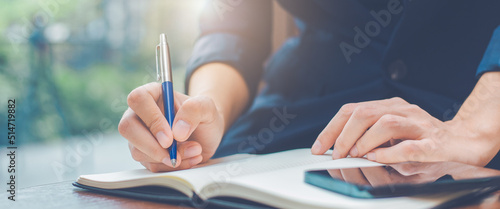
[
  {"xmin": 327, "ymin": 169, "xmax": 345, "ymax": 181},
  {"xmin": 385, "ymin": 164, "xmax": 427, "ymax": 184},
  {"xmin": 350, "ymin": 115, "xmax": 424, "ymax": 157},
  {"xmin": 388, "ymin": 164, "xmax": 439, "ymax": 184},
  {"xmin": 141, "ymin": 155, "xmax": 203, "ymax": 173},
  {"xmin": 360, "ymin": 166, "xmax": 392, "ymax": 187},
  {"xmin": 162, "ymin": 141, "xmax": 202, "ymax": 166},
  {"xmin": 388, "ymin": 163, "xmax": 420, "ymax": 176},
  {"xmin": 127, "ymin": 136, "xmax": 182, "ymax": 166},
  {"xmin": 389, "ymin": 162, "xmax": 443, "ymax": 177},
  {"xmin": 393, "ymin": 163, "xmax": 451, "ymax": 184},
  {"xmin": 313, "ymin": 103, "xmax": 357, "ymax": 155},
  {"xmin": 366, "ymin": 138, "xmax": 440, "ymax": 163},
  {"xmin": 340, "ymin": 168, "xmax": 370, "ymax": 185},
  {"xmin": 128, "ymin": 143, "xmax": 154, "ymax": 162},
  {"xmin": 172, "ymin": 96, "xmax": 218, "ymax": 141},
  {"xmin": 312, "ymin": 97, "xmax": 408, "ymax": 155},
  {"xmin": 129, "ymin": 141, "xmax": 202, "ymax": 163},
  {"xmin": 173, "ymin": 91, "xmax": 190, "ymax": 108},
  {"xmin": 127, "ymin": 82, "xmax": 173, "ymax": 148},
  {"xmin": 119, "ymin": 109, "xmax": 178, "ymax": 166},
  {"xmin": 332, "ymin": 104, "xmax": 390, "ymax": 159}
]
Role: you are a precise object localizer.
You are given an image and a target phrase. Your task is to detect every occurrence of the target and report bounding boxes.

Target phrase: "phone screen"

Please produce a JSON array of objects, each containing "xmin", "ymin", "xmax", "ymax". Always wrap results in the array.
[{"xmin": 305, "ymin": 161, "xmax": 500, "ymax": 198}]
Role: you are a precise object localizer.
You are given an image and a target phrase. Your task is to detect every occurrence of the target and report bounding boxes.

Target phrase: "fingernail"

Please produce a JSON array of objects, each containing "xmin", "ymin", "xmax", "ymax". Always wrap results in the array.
[
  {"xmin": 367, "ymin": 152, "xmax": 376, "ymax": 161},
  {"xmin": 349, "ymin": 146, "xmax": 358, "ymax": 157},
  {"xmin": 156, "ymin": 131, "xmax": 170, "ymax": 148},
  {"xmin": 311, "ymin": 141, "xmax": 322, "ymax": 154},
  {"xmin": 332, "ymin": 149, "xmax": 341, "ymax": 159},
  {"xmin": 162, "ymin": 157, "xmax": 174, "ymax": 167},
  {"xmin": 189, "ymin": 156, "xmax": 203, "ymax": 167},
  {"xmin": 184, "ymin": 145, "xmax": 202, "ymax": 158},
  {"xmin": 173, "ymin": 120, "xmax": 190, "ymax": 140}
]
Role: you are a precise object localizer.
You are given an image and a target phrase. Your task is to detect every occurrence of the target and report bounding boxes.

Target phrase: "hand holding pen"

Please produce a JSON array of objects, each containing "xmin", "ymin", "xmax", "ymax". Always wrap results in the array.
[{"xmin": 118, "ymin": 34, "xmax": 227, "ymax": 172}]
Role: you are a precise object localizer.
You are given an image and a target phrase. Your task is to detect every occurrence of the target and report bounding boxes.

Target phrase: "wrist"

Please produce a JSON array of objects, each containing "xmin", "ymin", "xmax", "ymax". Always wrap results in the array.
[
  {"xmin": 450, "ymin": 102, "xmax": 500, "ymax": 144},
  {"xmin": 447, "ymin": 116, "xmax": 500, "ymax": 166},
  {"xmin": 446, "ymin": 72, "xmax": 500, "ymax": 165}
]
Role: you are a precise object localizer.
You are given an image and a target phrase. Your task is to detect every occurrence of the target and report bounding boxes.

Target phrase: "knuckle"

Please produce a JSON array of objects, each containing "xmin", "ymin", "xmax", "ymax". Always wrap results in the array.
[
  {"xmin": 118, "ymin": 117, "xmax": 130, "ymax": 137},
  {"xmin": 418, "ymin": 121, "xmax": 434, "ymax": 130},
  {"xmin": 147, "ymin": 114, "xmax": 166, "ymax": 132},
  {"xmin": 129, "ymin": 147, "xmax": 143, "ymax": 162},
  {"xmin": 127, "ymin": 88, "xmax": 144, "ymax": 109},
  {"xmin": 183, "ymin": 98, "xmax": 203, "ymax": 114},
  {"xmin": 352, "ymin": 105, "xmax": 378, "ymax": 120},
  {"xmin": 194, "ymin": 95, "xmax": 214, "ymax": 111},
  {"xmin": 379, "ymin": 115, "xmax": 401, "ymax": 129},
  {"xmin": 151, "ymin": 148, "xmax": 167, "ymax": 162},
  {"xmin": 196, "ymin": 95, "xmax": 212, "ymax": 104},
  {"xmin": 420, "ymin": 139, "xmax": 437, "ymax": 155},
  {"xmin": 402, "ymin": 142, "xmax": 423, "ymax": 161},
  {"xmin": 200, "ymin": 96, "xmax": 218, "ymax": 122},
  {"xmin": 181, "ymin": 96, "xmax": 218, "ymax": 123},
  {"xmin": 390, "ymin": 97, "xmax": 407, "ymax": 104},
  {"xmin": 334, "ymin": 140, "xmax": 348, "ymax": 151},
  {"xmin": 202, "ymin": 96, "xmax": 217, "ymax": 111},
  {"xmin": 339, "ymin": 103, "xmax": 356, "ymax": 116},
  {"xmin": 403, "ymin": 104, "xmax": 421, "ymax": 113}
]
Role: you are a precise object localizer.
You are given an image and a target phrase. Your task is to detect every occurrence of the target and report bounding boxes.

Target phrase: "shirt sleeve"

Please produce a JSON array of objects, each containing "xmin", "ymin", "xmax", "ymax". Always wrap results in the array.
[
  {"xmin": 476, "ymin": 25, "xmax": 500, "ymax": 77},
  {"xmin": 185, "ymin": 0, "xmax": 272, "ymax": 99}
]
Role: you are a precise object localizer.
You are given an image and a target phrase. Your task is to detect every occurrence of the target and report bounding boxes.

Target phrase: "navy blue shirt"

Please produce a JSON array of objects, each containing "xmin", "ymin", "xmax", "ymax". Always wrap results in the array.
[{"xmin": 186, "ymin": 0, "xmax": 500, "ymax": 161}]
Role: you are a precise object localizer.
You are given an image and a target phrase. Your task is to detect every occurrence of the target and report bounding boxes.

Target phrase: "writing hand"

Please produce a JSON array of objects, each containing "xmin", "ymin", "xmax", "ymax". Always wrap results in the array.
[{"xmin": 118, "ymin": 82, "xmax": 224, "ymax": 172}]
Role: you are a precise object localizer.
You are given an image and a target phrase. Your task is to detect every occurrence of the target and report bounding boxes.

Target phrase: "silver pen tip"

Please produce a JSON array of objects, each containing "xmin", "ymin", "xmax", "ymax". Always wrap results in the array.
[
  {"xmin": 160, "ymin": 33, "xmax": 167, "ymax": 43},
  {"xmin": 171, "ymin": 159, "xmax": 177, "ymax": 168}
]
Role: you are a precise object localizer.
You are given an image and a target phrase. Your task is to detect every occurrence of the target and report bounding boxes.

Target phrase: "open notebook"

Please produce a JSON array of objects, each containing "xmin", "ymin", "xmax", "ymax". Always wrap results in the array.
[{"xmin": 75, "ymin": 149, "xmax": 477, "ymax": 209}]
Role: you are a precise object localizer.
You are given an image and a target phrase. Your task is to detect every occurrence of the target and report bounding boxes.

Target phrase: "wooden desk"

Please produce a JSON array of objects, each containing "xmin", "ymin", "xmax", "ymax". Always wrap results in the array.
[
  {"xmin": 1, "ymin": 181, "xmax": 499, "ymax": 209},
  {"xmin": 1, "ymin": 181, "xmax": 191, "ymax": 209}
]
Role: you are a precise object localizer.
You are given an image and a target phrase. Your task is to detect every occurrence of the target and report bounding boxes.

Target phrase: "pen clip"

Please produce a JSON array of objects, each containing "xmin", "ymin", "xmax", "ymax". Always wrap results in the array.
[{"xmin": 155, "ymin": 44, "xmax": 161, "ymax": 81}]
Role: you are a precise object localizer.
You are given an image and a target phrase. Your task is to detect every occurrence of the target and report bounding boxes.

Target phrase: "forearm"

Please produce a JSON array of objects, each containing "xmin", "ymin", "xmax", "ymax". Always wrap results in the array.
[
  {"xmin": 188, "ymin": 63, "xmax": 250, "ymax": 132},
  {"xmin": 450, "ymin": 72, "xmax": 500, "ymax": 162}
]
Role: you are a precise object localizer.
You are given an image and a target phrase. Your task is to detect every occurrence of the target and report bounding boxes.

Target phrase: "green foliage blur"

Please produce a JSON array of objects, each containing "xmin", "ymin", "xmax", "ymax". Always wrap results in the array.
[{"xmin": 0, "ymin": 0, "xmax": 203, "ymax": 145}]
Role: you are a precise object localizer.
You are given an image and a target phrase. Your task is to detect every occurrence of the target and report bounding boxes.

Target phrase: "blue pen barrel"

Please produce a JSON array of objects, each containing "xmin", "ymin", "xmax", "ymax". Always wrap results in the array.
[{"xmin": 162, "ymin": 81, "xmax": 177, "ymax": 160}]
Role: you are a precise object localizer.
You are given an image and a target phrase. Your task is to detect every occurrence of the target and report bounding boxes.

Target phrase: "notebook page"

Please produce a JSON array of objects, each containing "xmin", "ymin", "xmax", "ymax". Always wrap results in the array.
[
  {"xmin": 76, "ymin": 153, "xmax": 251, "ymax": 190},
  {"xmin": 224, "ymin": 158, "xmax": 466, "ymax": 209},
  {"xmin": 79, "ymin": 149, "xmax": 330, "ymax": 193},
  {"xmin": 166, "ymin": 148, "xmax": 333, "ymax": 193}
]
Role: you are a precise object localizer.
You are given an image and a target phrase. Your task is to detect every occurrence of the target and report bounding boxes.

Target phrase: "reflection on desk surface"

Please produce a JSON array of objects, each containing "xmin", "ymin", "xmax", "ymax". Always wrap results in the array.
[{"xmin": 323, "ymin": 161, "xmax": 500, "ymax": 187}]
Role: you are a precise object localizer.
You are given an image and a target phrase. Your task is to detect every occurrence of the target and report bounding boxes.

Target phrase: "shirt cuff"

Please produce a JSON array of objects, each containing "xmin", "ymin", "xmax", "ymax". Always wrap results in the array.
[
  {"xmin": 185, "ymin": 33, "xmax": 268, "ymax": 99},
  {"xmin": 476, "ymin": 25, "xmax": 500, "ymax": 77}
]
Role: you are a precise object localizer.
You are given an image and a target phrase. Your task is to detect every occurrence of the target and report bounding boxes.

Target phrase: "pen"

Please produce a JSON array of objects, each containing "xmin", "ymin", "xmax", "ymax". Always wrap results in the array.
[{"xmin": 156, "ymin": 33, "xmax": 177, "ymax": 167}]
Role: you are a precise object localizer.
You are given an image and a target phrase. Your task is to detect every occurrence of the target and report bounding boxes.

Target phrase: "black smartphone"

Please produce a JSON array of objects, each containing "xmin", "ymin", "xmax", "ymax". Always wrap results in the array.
[{"xmin": 305, "ymin": 161, "xmax": 500, "ymax": 198}]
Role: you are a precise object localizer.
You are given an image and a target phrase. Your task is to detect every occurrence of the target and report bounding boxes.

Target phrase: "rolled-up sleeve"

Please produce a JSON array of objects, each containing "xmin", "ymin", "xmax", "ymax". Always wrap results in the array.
[
  {"xmin": 185, "ymin": 0, "xmax": 272, "ymax": 98},
  {"xmin": 477, "ymin": 25, "xmax": 500, "ymax": 77}
]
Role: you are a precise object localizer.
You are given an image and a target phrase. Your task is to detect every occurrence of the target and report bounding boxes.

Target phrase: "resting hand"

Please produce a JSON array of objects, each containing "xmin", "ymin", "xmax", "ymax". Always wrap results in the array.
[{"xmin": 311, "ymin": 97, "xmax": 498, "ymax": 166}]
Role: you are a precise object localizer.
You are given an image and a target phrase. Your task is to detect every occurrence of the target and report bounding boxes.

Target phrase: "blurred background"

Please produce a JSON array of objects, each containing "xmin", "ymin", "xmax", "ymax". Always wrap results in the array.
[{"xmin": 0, "ymin": 0, "xmax": 205, "ymax": 188}]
